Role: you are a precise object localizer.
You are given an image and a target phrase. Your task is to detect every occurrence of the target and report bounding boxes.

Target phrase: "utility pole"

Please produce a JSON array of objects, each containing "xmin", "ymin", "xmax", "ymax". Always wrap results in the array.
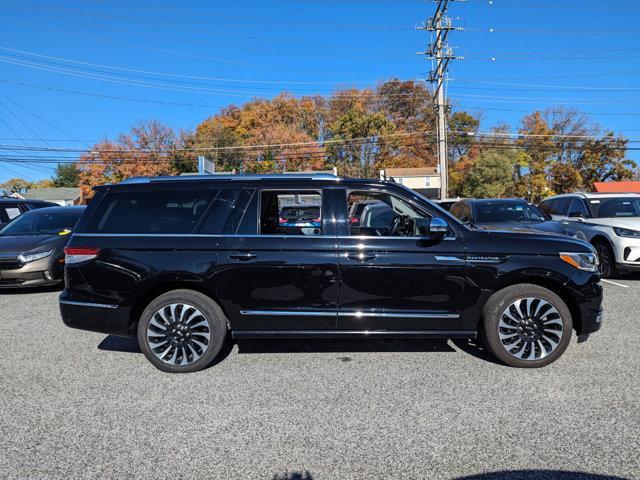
[{"xmin": 418, "ymin": 0, "xmax": 463, "ymax": 200}]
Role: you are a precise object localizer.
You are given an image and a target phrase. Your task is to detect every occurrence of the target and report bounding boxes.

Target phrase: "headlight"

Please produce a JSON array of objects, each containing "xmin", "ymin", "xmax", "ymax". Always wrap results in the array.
[
  {"xmin": 559, "ymin": 252, "xmax": 599, "ymax": 272},
  {"xmin": 18, "ymin": 250, "xmax": 53, "ymax": 263},
  {"xmin": 613, "ymin": 227, "xmax": 640, "ymax": 238}
]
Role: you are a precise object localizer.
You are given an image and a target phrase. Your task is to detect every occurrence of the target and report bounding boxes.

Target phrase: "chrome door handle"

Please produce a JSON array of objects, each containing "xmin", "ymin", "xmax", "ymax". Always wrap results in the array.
[
  {"xmin": 347, "ymin": 252, "xmax": 376, "ymax": 261},
  {"xmin": 228, "ymin": 253, "xmax": 257, "ymax": 261}
]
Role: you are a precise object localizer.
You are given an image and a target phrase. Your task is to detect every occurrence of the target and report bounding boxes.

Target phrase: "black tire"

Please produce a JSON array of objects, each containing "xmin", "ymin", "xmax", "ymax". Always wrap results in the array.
[
  {"xmin": 482, "ymin": 284, "xmax": 573, "ymax": 368},
  {"xmin": 593, "ymin": 240, "xmax": 618, "ymax": 279},
  {"xmin": 137, "ymin": 289, "xmax": 228, "ymax": 373}
]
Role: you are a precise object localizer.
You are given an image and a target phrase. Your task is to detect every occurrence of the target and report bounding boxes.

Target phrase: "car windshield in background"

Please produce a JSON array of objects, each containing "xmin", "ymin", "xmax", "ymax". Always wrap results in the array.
[
  {"xmin": 589, "ymin": 198, "xmax": 640, "ymax": 218},
  {"xmin": 474, "ymin": 202, "xmax": 546, "ymax": 223},
  {"xmin": 0, "ymin": 212, "xmax": 81, "ymax": 236}
]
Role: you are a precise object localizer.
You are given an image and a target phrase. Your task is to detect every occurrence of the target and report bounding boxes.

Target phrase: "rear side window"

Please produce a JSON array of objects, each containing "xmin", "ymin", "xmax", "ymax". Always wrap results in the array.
[
  {"xmin": 199, "ymin": 188, "xmax": 256, "ymax": 234},
  {"xmin": 86, "ymin": 189, "xmax": 215, "ymax": 234},
  {"xmin": 539, "ymin": 198, "xmax": 570, "ymax": 216}
]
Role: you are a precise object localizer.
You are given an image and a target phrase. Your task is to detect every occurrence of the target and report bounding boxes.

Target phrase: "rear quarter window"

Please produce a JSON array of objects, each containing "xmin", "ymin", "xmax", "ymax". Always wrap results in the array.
[{"xmin": 86, "ymin": 189, "xmax": 216, "ymax": 234}]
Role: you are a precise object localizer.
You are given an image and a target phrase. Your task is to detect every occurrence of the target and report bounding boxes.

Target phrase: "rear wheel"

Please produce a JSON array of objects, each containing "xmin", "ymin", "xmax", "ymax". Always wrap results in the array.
[
  {"xmin": 594, "ymin": 240, "xmax": 617, "ymax": 279},
  {"xmin": 137, "ymin": 290, "xmax": 227, "ymax": 373},
  {"xmin": 482, "ymin": 284, "xmax": 573, "ymax": 368}
]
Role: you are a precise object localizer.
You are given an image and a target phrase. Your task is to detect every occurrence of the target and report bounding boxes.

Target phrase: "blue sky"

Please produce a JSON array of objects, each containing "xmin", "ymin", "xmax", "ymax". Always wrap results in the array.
[{"xmin": 1, "ymin": 0, "xmax": 639, "ymax": 182}]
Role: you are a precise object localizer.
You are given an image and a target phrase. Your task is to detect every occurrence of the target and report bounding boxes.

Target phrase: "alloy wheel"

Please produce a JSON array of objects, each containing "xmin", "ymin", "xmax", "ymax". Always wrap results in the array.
[
  {"xmin": 498, "ymin": 298, "xmax": 564, "ymax": 361},
  {"xmin": 146, "ymin": 303, "xmax": 211, "ymax": 365},
  {"xmin": 596, "ymin": 244, "xmax": 611, "ymax": 278}
]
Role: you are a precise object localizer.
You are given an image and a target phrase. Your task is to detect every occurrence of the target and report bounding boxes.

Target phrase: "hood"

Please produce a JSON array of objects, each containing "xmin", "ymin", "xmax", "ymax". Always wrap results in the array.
[
  {"xmin": 0, "ymin": 235, "xmax": 67, "ymax": 255},
  {"xmin": 583, "ymin": 217, "xmax": 640, "ymax": 229},
  {"xmin": 473, "ymin": 220, "xmax": 566, "ymax": 236}
]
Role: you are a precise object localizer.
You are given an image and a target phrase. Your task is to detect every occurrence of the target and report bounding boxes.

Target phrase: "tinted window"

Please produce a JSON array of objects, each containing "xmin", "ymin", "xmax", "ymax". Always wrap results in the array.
[
  {"xmin": 539, "ymin": 198, "xmax": 570, "ymax": 216},
  {"xmin": 199, "ymin": 189, "xmax": 256, "ymax": 234},
  {"xmin": 0, "ymin": 211, "xmax": 82, "ymax": 236},
  {"xmin": 87, "ymin": 190, "xmax": 214, "ymax": 234},
  {"xmin": 568, "ymin": 199, "xmax": 590, "ymax": 218},
  {"xmin": 589, "ymin": 197, "xmax": 640, "ymax": 218},
  {"xmin": 450, "ymin": 202, "xmax": 472, "ymax": 223}
]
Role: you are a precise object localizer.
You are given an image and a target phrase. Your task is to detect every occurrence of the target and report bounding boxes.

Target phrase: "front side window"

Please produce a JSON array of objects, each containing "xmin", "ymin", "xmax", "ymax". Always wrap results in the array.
[
  {"xmin": 0, "ymin": 212, "xmax": 82, "ymax": 236},
  {"xmin": 589, "ymin": 197, "xmax": 640, "ymax": 218},
  {"xmin": 347, "ymin": 191, "xmax": 429, "ymax": 237},
  {"xmin": 87, "ymin": 189, "xmax": 215, "ymax": 234},
  {"xmin": 260, "ymin": 190, "xmax": 322, "ymax": 236}
]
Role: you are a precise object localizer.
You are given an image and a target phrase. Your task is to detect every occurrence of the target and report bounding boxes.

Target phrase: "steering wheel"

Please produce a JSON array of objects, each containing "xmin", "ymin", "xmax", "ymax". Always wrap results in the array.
[{"xmin": 388, "ymin": 214, "xmax": 403, "ymax": 236}]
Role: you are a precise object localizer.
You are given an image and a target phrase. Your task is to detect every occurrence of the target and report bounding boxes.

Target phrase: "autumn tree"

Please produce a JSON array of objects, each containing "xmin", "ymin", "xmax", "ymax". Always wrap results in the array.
[{"xmin": 0, "ymin": 178, "xmax": 32, "ymax": 194}]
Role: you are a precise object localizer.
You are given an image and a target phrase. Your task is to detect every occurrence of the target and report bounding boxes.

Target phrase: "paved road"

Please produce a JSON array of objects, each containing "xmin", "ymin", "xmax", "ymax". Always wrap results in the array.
[{"xmin": 0, "ymin": 280, "xmax": 638, "ymax": 480}]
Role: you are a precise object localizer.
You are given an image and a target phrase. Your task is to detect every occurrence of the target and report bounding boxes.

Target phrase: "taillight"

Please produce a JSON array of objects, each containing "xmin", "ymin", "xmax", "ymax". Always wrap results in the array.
[
  {"xmin": 64, "ymin": 247, "xmax": 100, "ymax": 265},
  {"xmin": 350, "ymin": 216, "xmax": 358, "ymax": 224},
  {"xmin": 313, "ymin": 217, "xmax": 321, "ymax": 223},
  {"xmin": 279, "ymin": 218, "xmax": 286, "ymax": 223}
]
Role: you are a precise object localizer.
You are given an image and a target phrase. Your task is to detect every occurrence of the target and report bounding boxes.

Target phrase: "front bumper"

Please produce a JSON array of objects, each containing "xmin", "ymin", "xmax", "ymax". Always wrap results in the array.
[
  {"xmin": 612, "ymin": 236, "xmax": 640, "ymax": 271},
  {"xmin": 0, "ymin": 256, "xmax": 62, "ymax": 288},
  {"xmin": 566, "ymin": 271, "xmax": 603, "ymax": 337}
]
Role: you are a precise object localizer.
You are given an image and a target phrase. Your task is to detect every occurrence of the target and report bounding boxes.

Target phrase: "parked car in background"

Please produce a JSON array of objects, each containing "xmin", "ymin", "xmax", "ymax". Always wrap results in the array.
[
  {"xmin": 0, "ymin": 197, "xmax": 57, "ymax": 228},
  {"xmin": 539, "ymin": 192, "xmax": 640, "ymax": 277},
  {"xmin": 60, "ymin": 174, "xmax": 602, "ymax": 372},
  {"xmin": 0, "ymin": 206, "xmax": 85, "ymax": 288},
  {"xmin": 449, "ymin": 198, "xmax": 575, "ymax": 237},
  {"xmin": 435, "ymin": 197, "xmax": 466, "ymax": 212},
  {"xmin": 279, "ymin": 205, "xmax": 322, "ymax": 231}
]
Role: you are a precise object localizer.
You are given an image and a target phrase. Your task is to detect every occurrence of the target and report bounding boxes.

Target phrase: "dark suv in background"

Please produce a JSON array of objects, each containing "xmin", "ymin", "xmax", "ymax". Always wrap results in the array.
[
  {"xmin": 0, "ymin": 197, "xmax": 56, "ymax": 228},
  {"xmin": 60, "ymin": 174, "xmax": 603, "ymax": 373}
]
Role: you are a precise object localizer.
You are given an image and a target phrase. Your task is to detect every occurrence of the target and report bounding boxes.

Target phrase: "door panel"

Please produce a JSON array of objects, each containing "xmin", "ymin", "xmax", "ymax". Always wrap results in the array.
[
  {"xmin": 337, "ymin": 236, "xmax": 465, "ymax": 330},
  {"xmin": 215, "ymin": 188, "xmax": 338, "ymax": 330},
  {"xmin": 335, "ymin": 187, "xmax": 466, "ymax": 331}
]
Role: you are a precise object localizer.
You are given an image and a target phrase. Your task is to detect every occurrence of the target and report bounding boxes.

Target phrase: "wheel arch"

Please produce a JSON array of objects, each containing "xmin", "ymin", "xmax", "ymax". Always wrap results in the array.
[
  {"xmin": 127, "ymin": 281, "xmax": 226, "ymax": 336},
  {"xmin": 479, "ymin": 274, "xmax": 583, "ymax": 335}
]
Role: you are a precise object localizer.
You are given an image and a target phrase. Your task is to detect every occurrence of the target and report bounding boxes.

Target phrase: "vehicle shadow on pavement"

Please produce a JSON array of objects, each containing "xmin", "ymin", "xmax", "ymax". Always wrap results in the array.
[
  {"xmin": 0, "ymin": 285, "xmax": 62, "ymax": 295},
  {"xmin": 454, "ymin": 470, "xmax": 627, "ymax": 480},
  {"xmin": 235, "ymin": 337, "xmax": 456, "ymax": 355}
]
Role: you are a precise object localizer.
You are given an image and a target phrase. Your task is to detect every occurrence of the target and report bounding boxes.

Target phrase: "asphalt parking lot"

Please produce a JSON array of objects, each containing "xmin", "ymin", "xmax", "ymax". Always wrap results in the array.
[{"xmin": 1, "ymin": 279, "xmax": 639, "ymax": 480}]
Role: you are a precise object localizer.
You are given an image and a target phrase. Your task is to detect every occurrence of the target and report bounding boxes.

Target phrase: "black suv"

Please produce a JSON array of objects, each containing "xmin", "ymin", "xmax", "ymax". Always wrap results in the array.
[{"xmin": 60, "ymin": 175, "xmax": 603, "ymax": 372}]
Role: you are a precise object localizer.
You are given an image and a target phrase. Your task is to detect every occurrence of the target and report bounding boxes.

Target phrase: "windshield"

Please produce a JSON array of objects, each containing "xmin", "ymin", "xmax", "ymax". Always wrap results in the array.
[
  {"xmin": 0, "ymin": 211, "xmax": 82, "ymax": 236},
  {"xmin": 474, "ymin": 202, "xmax": 547, "ymax": 223},
  {"xmin": 588, "ymin": 198, "xmax": 640, "ymax": 218}
]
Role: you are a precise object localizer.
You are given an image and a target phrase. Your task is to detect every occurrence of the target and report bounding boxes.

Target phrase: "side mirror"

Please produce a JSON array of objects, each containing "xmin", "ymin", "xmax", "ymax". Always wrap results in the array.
[{"xmin": 415, "ymin": 217, "xmax": 448, "ymax": 237}]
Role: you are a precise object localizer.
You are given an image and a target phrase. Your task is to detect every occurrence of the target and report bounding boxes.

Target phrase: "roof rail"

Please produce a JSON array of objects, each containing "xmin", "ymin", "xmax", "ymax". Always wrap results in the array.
[{"xmin": 118, "ymin": 173, "xmax": 339, "ymax": 184}]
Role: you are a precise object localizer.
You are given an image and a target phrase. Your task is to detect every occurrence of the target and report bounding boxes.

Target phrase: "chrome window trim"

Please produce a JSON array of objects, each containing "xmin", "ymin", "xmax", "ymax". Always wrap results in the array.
[
  {"xmin": 72, "ymin": 233, "xmax": 457, "ymax": 241},
  {"xmin": 59, "ymin": 299, "xmax": 118, "ymax": 309}
]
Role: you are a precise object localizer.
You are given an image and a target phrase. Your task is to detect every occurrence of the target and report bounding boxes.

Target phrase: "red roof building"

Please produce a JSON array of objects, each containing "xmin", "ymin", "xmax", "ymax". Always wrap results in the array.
[{"xmin": 593, "ymin": 181, "xmax": 640, "ymax": 194}]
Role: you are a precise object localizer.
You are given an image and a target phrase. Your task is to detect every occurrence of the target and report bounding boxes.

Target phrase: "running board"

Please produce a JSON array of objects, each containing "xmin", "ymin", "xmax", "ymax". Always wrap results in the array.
[{"xmin": 232, "ymin": 330, "xmax": 476, "ymax": 339}]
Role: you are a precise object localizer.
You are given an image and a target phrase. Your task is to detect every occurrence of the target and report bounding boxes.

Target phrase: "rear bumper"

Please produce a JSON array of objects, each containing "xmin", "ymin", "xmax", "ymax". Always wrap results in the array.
[{"xmin": 59, "ymin": 290, "xmax": 132, "ymax": 337}]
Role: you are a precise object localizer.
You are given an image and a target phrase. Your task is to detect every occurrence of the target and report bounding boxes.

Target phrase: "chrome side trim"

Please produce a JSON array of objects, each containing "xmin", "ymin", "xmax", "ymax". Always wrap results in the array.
[
  {"xmin": 435, "ymin": 255, "xmax": 465, "ymax": 263},
  {"xmin": 59, "ymin": 299, "xmax": 118, "ymax": 309},
  {"xmin": 339, "ymin": 311, "xmax": 459, "ymax": 319},
  {"xmin": 240, "ymin": 310, "xmax": 459, "ymax": 319},
  {"xmin": 232, "ymin": 330, "xmax": 476, "ymax": 339},
  {"xmin": 240, "ymin": 310, "xmax": 336, "ymax": 317}
]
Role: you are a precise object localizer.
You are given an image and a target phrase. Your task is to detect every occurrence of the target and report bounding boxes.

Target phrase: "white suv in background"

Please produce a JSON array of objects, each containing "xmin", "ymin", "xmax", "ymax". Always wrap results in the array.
[{"xmin": 539, "ymin": 193, "xmax": 640, "ymax": 278}]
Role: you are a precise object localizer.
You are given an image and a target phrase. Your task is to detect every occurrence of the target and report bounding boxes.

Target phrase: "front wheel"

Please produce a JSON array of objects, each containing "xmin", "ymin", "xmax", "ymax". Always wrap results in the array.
[
  {"xmin": 482, "ymin": 284, "xmax": 573, "ymax": 368},
  {"xmin": 138, "ymin": 290, "xmax": 228, "ymax": 373},
  {"xmin": 594, "ymin": 241, "xmax": 617, "ymax": 279}
]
